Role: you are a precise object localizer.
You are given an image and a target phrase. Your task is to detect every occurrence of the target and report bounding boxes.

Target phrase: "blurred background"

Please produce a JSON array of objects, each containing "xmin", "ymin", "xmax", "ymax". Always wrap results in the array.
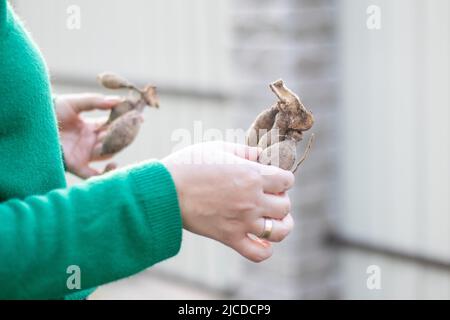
[{"xmin": 10, "ymin": 0, "xmax": 449, "ymax": 299}]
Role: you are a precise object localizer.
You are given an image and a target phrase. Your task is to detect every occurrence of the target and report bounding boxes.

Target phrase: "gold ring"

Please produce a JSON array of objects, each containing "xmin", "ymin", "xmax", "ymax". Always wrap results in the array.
[{"xmin": 260, "ymin": 218, "xmax": 273, "ymax": 239}]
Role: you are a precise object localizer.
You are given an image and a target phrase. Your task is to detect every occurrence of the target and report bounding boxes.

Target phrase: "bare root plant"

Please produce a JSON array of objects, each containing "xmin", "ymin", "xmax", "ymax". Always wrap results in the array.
[{"xmin": 246, "ymin": 79, "xmax": 315, "ymax": 173}]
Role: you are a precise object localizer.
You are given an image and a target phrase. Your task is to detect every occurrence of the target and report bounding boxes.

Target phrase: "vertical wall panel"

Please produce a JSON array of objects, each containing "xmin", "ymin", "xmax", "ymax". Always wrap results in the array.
[
  {"xmin": 338, "ymin": 0, "xmax": 449, "ymax": 298},
  {"xmin": 14, "ymin": 0, "xmax": 231, "ymax": 89},
  {"xmin": 422, "ymin": 0, "xmax": 450, "ymax": 259}
]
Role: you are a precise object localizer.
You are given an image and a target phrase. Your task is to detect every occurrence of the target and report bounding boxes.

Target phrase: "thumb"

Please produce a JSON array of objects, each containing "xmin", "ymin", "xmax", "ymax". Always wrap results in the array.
[
  {"xmin": 71, "ymin": 93, "xmax": 124, "ymax": 113},
  {"xmin": 103, "ymin": 162, "xmax": 118, "ymax": 174},
  {"xmin": 220, "ymin": 142, "xmax": 262, "ymax": 162}
]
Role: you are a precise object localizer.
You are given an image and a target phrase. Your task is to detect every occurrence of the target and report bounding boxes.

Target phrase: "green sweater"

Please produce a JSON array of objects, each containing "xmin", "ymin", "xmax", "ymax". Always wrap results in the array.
[{"xmin": 0, "ymin": 2, "xmax": 182, "ymax": 299}]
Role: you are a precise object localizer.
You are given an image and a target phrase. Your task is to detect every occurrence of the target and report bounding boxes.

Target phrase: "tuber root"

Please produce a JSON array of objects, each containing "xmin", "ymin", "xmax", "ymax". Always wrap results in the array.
[
  {"xmin": 97, "ymin": 72, "xmax": 135, "ymax": 90},
  {"xmin": 291, "ymin": 133, "xmax": 315, "ymax": 173},
  {"xmin": 94, "ymin": 110, "xmax": 144, "ymax": 157},
  {"xmin": 93, "ymin": 72, "xmax": 160, "ymax": 157},
  {"xmin": 258, "ymin": 130, "xmax": 303, "ymax": 170},
  {"xmin": 246, "ymin": 79, "xmax": 315, "ymax": 173},
  {"xmin": 246, "ymin": 104, "xmax": 279, "ymax": 147}
]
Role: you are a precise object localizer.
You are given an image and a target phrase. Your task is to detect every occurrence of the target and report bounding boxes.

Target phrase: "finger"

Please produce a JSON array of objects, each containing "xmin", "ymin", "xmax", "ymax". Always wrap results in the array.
[
  {"xmin": 233, "ymin": 235, "xmax": 273, "ymax": 263},
  {"xmin": 103, "ymin": 162, "xmax": 118, "ymax": 173},
  {"xmin": 74, "ymin": 166, "xmax": 101, "ymax": 179},
  {"xmin": 219, "ymin": 142, "xmax": 262, "ymax": 161},
  {"xmin": 91, "ymin": 143, "xmax": 104, "ymax": 159},
  {"xmin": 247, "ymin": 234, "xmax": 272, "ymax": 248},
  {"xmin": 250, "ymin": 214, "xmax": 294, "ymax": 243},
  {"xmin": 259, "ymin": 166, "xmax": 295, "ymax": 193},
  {"xmin": 93, "ymin": 123, "xmax": 108, "ymax": 133},
  {"xmin": 258, "ymin": 192, "xmax": 291, "ymax": 220},
  {"xmin": 85, "ymin": 116, "xmax": 109, "ymax": 128},
  {"xmin": 96, "ymin": 128, "xmax": 108, "ymax": 142},
  {"xmin": 71, "ymin": 93, "xmax": 123, "ymax": 113}
]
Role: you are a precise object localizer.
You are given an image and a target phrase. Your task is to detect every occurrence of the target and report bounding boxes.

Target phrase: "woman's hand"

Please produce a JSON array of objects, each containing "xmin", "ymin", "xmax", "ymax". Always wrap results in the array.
[
  {"xmin": 162, "ymin": 141, "xmax": 295, "ymax": 262},
  {"xmin": 55, "ymin": 93, "xmax": 123, "ymax": 179}
]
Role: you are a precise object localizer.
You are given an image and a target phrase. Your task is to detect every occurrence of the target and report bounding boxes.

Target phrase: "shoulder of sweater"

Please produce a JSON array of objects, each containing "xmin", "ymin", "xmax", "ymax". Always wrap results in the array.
[{"xmin": 0, "ymin": 0, "xmax": 6, "ymax": 31}]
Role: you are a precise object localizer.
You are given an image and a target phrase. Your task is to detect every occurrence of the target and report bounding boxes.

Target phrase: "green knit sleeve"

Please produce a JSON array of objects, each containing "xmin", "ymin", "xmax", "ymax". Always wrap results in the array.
[
  {"xmin": 0, "ymin": 0, "xmax": 5, "ymax": 31},
  {"xmin": 0, "ymin": 161, "xmax": 182, "ymax": 299}
]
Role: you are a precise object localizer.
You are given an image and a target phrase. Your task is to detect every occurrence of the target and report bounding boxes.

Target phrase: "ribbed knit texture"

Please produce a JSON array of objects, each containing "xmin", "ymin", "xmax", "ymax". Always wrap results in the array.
[{"xmin": 0, "ymin": 2, "xmax": 182, "ymax": 299}]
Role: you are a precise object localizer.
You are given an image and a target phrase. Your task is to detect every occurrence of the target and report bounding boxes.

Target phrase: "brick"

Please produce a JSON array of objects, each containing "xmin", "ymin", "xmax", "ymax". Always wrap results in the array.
[{"xmin": 231, "ymin": 0, "xmax": 338, "ymax": 299}]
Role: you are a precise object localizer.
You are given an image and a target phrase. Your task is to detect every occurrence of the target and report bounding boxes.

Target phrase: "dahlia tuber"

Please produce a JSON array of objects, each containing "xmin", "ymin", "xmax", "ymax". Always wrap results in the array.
[
  {"xmin": 93, "ymin": 72, "xmax": 159, "ymax": 157},
  {"xmin": 246, "ymin": 79, "xmax": 315, "ymax": 173}
]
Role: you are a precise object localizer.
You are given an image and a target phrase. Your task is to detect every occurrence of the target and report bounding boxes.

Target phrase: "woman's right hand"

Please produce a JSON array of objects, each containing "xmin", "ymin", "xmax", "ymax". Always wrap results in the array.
[{"xmin": 161, "ymin": 141, "xmax": 295, "ymax": 262}]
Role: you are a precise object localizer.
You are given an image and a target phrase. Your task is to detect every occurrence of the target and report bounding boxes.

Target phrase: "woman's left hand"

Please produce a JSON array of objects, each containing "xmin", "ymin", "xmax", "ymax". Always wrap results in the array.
[{"xmin": 55, "ymin": 93, "xmax": 123, "ymax": 179}]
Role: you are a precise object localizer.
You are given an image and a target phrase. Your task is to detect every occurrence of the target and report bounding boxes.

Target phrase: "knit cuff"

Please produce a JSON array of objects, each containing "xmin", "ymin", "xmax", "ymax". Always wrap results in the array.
[{"xmin": 128, "ymin": 161, "xmax": 182, "ymax": 262}]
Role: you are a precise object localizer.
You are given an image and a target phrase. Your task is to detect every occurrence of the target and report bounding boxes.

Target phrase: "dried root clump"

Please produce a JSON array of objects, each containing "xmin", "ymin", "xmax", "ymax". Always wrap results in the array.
[
  {"xmin": 93, "ymin": 72, "xmax": 160, "ymax": 157},
  {"xmin": 246, "ymin": 79, "xmax": 315, "ymax": 173}
]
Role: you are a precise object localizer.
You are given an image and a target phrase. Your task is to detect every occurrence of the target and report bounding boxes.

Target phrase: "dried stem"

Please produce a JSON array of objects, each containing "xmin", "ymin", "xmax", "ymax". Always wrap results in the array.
[
  {"xmin": 127, "ymin": 85, "xmax": 143, "ymax": 95},
  {"xmin": 291, "ymin": 133, "xmax": 315, "ymax": 173}
]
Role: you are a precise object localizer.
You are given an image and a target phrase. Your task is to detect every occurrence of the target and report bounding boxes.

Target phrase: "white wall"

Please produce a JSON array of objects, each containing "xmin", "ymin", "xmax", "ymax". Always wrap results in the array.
[
  {"xmin": 14, "ymin": 0, "xmax": 231, "ymax": 89},
  {"xmin": 338, "ymin": 0, "xmax": 449, "ymax": 298}
]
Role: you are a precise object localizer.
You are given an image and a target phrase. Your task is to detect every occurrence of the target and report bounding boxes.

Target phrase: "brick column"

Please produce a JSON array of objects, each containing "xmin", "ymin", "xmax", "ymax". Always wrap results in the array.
[{"xmin": 231, "ymin": 0, "xmax": 339, "ymax": 299}]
